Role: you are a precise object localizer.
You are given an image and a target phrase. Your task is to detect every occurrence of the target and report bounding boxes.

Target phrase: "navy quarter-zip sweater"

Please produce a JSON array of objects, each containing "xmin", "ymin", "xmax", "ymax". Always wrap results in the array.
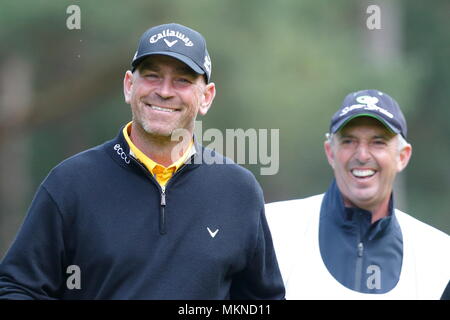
[{"xmin": 0, "ymin": 128, "xmax": 285, "ymax": 300}]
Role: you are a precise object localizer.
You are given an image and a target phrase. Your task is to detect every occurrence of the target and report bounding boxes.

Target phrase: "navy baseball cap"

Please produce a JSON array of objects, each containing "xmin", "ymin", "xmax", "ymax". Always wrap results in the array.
[
  {"xmin": 329, "ymin": 89, "xmax": 407, "ymax": 138},
  {"xmin": 131, "ymin": 23, "xmax": 212, "ymax": 82}
]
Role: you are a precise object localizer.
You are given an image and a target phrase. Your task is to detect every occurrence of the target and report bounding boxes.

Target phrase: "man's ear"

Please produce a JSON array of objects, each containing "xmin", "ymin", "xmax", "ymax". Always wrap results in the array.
[
  {"xmin": 123, "ymin": 70, "xmax": 134, "ymax": 104},
  {"xmin": 198, "ymin": 82, "xmax": 216, "ymax": 116},
  {"xmin": 397, "ymin": 143, "xmax": 412, "ymax": 172},
  {"xmin": 324, "ymin": 140, "xmax": 335, "ymax": 169}
]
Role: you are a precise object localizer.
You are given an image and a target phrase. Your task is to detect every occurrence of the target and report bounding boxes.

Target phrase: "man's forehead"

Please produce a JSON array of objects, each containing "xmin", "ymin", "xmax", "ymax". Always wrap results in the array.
[
  {"xmin": 138, "ymin": 55, "xmax": 197, "ymax": 75},
  {"xmin": 338, "ymin": 116, "xmax": 395, "ymax": 136}
]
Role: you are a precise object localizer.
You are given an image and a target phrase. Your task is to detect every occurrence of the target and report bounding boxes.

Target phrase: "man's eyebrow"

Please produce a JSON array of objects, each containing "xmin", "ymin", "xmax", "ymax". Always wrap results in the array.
[
  {"xmin": 373, "ymin": 134, "xmax": 394, "ymax": 140},
  {"xmin": 138, "ymin": 62, "xmax": 159, "ymax": 72},
  {"xmin": 138, "ymin": 63, "xmax": 197, "ymax": 77},
  {"xmin": 337, "ymin": 133, "xmax": 354, "ymax": 139},
  {"xmin": 174, "ymin": 66, "xmax": 198, "ymax": 77}
]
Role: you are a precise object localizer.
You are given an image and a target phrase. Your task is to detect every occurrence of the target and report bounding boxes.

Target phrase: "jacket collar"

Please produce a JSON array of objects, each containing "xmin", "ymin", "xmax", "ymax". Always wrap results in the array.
[
  {"xmin": 321, "ymin": 179, "xmax": 396, "ymax": 241},
  {"xmin": 104, "ymin": 126, "xmax": 202, "ymax": 174}
]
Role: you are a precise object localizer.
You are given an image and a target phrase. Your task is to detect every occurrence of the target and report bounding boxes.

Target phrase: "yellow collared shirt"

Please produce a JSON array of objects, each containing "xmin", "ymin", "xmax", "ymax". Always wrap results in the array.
[{"xmin": 122, "ymin": 122, "xmax": 194, "ymax": 187}]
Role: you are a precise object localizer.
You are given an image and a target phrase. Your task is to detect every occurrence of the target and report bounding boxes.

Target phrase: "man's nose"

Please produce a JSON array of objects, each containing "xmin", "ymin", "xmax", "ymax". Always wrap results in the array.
[
  {"xmin": 155, "ymin": 77, "xmax": 175, "ymax": 99},
  {"xmin": 355, "ymin": 143, "xmax": 371, "ymax": 163}
]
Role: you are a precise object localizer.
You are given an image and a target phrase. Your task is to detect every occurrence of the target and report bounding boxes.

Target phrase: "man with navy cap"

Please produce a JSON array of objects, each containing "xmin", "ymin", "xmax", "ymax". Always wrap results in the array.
[
  {"xmin": 0, "ymin": 23, "xmax": 285, "ymax": 300},
  {"xmin": 266, "ymin": 89, "xmax": 450, "ymax": 299}
]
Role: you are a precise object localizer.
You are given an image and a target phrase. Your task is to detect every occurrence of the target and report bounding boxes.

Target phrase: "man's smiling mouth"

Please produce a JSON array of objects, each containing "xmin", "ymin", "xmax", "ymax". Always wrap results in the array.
[
  {"xmin": 145, "ymin": 103, "xmax": 179, "ymax": 113},
  {"xmin": 351, "ymin": 169, "xmax": 376, "ymax": 178}
]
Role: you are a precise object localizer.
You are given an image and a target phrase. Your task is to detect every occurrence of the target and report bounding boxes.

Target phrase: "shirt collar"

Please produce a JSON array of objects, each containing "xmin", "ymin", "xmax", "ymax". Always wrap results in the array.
[{"xmin": 122, "ymin": 121, "xmax": 195, "ymax": 173}]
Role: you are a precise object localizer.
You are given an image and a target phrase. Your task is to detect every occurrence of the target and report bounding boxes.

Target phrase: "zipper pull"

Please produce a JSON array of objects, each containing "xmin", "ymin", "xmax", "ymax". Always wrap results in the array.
[
  {"xmin": 159, "ymin": 186, "xmax": 166, "ymax": 235},
  {"xmin": 357, "ymin": 242, "xmax": 364, "ymax": 257}
]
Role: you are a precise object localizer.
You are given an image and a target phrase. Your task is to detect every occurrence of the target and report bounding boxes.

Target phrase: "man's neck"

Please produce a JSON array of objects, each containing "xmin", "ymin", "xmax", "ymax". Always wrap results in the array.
[
  {"xmin": 369, "ymin": 199, "xmax": 390, "ymax": 223},
  {"xmin": 343, "ymin": 196, "xmax": 391, "ymax": 224},
  {"xmin": 130, "ymin": 125, "xmax": 193, "ymax": 167}
]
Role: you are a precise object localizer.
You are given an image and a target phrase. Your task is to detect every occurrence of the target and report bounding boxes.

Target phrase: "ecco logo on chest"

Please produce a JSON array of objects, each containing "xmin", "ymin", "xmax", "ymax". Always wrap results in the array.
[{"xmin": 114, "ymin": 144, "xmax": 130, "ymax": 164}]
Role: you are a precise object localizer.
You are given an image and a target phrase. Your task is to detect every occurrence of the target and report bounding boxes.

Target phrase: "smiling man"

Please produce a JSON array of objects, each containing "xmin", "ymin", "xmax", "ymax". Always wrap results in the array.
[
  {"xmin": 266, "ymin": 89, "xmax": 450, "ymax": 299},
  {"xmin": 0, "ymin": 23, "xmax": 285, "ymax": 300}
]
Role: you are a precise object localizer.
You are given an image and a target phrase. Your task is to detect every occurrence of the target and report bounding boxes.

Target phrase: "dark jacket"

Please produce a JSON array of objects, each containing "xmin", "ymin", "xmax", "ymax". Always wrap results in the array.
[{"xmin": 319, "ymin": 180, "xmax": 403, "ymax": 293}]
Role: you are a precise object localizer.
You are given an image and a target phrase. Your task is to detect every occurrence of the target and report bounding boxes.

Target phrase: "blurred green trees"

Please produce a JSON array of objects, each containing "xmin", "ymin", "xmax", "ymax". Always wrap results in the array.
[{"xmin": 0, "ymin": 0, "xmax": 449, "ymax": 256}]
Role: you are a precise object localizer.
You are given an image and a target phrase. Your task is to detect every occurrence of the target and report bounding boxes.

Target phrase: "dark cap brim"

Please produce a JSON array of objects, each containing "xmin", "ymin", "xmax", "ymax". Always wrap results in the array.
[
  {"xmin": 331, "ymin": 113, "xmax": 401, "ymax": 135},
  {"xmin": 132, "ymin": 52, "xmax": 205, "ymax": 76}
]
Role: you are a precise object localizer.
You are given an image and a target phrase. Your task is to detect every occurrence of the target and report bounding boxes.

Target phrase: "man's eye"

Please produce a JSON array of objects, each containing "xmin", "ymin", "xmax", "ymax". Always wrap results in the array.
[
  {"xmin": 373, "ymin": 140, "xmax": 387, "ymax": 145},
  {"xmin": 175, "ymin": 78, "xmax": 192, "ymax": 84},
  {"xmin": 341, "ymin": 139, "xmax": 353, "ymax": 144},
  {"xmin": 144, "ymin": 73, "xmax": 159, "ymax": 79}
]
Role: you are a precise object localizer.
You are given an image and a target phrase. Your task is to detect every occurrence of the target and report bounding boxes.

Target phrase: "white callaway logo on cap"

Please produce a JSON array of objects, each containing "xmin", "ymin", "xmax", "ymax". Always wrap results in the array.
[
  {"xmin": 339, "ymin": 95, "xmax": 394, "ymax": 119},
  {"xmin": 149, "ymin": 29, "xmax": 194, "ymax": 47}
]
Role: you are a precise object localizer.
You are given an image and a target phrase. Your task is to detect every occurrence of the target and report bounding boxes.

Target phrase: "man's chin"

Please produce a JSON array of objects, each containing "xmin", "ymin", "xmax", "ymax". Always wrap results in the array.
[
  {"xmin": 344, "ymin": 188, "xmax": 379, "ymax": 207},
  {"xmin": 352, "ymin": 196, "xmax": 379, "ymax": 211},
  {"xmin": 138, "ymin": 121, "xmax": 193, "ymax": 142},
  {"xmin": 141, "ymin": 123, "xmax": 174, "ymax": 138}
]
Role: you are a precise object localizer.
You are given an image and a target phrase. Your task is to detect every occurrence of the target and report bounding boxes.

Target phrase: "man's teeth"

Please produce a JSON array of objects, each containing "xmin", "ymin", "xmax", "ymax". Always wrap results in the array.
[
  {"xmin": 150, "ymin": 105, "xmax": 175, "ymax": 113},
  {"xmin": 352, "ymin": 169, "xmax": 375, "ymax": 178}
]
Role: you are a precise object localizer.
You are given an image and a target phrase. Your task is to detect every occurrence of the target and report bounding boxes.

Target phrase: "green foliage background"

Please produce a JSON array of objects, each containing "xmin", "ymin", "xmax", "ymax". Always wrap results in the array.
[{"xmin": 1, "ymin": 0, "xmax": 449, "ymax": 255}]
